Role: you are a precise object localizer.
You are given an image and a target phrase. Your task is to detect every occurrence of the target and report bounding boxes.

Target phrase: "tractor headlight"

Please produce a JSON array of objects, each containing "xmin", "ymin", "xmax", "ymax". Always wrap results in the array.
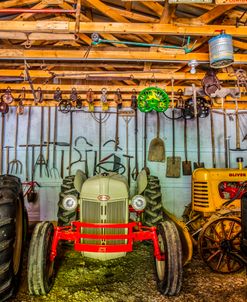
[
  {"xmin": 62, "ymin": 195, "xmax": 78, "ymax": 211},
  {"xmin": 131, "ymin": 195, "xmax": 147, "ymax": 211}
]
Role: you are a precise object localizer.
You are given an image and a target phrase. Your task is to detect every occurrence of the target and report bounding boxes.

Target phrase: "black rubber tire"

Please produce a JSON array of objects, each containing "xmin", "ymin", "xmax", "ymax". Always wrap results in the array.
[
  {"xmin": 28, "ymin": 221, "xmax": 55, "ymax": 295},
  {"xmin": 154, "ymin": 220, "xmax": 183, "ymax": 296},
  {"xmin": 0, "ymin": 175, "xmax": 25, "ymax": 302},
  {"xmin": 143, "ymin": 175, "xmax": 163, "ymax": 226},
  {"xmin": 57, "ymin": 176, "xmax": 79, "ymax": 226}
]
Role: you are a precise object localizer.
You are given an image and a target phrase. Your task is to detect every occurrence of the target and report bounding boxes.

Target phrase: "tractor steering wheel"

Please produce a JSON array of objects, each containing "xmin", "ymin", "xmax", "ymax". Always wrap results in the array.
[{"xmin": 95, "ymin": 161, "xmax": 126, "ymax": 175}]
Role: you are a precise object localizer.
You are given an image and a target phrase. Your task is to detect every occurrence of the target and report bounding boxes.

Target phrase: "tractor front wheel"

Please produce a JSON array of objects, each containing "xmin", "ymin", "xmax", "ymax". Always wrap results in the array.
[
  {"xmin": 28, "ymin": 222, "xmax": 55, "ymax": 295},
  {"xmin": 154, "ymin": 220, "xmax": 183, "ymax": 296}
]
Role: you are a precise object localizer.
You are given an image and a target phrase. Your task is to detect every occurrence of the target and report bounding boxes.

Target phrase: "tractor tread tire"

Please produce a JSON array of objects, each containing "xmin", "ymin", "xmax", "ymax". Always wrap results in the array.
[
  {"xmin": 0, "ymin": 175, "xmax": 25, "ymax": 302},
  {"xmin": 57, "ymin": 176, "xmax": 79, "ymax": 226},
  {"xmin": 143, "ymin": 175, "xmax": 163, "ymax": 226}
]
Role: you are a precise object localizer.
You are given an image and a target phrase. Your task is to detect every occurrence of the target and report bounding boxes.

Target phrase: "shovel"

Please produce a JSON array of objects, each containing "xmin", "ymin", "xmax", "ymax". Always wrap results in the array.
[
  {"xmin": 166, "ymin": 110, "xmax": 181, "ymax": 178},
  {"xmin": 182, "ymin": 118, "xmax": 192, "ymax": 175},
  {"xmin": 148, "ymin": 111, "xmax": 165, "ymax": 162},
  {"xmin": 193, "ymin": 115, "xmax": 205, "ymax": 169}
]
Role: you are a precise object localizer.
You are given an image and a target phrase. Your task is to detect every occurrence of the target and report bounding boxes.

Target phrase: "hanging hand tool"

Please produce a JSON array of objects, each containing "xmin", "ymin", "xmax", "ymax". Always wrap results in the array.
[
  {"xmin": 34, "ymin": 107, "xmax": 49, "ymax": 178},
  {"xmin": 193, "ymin": 115, "xmax": 205, "ymax": 169},
  {"xmin": 0, "ymin": 114, "xmax": 5, "ymax": 174},
  {"xmin": 46, "ymin": 106, "xmax": 51, "ymax": 167},
  {"xmin": 93, "ymin": 151, "xmax": 97, "ymax": 176},
  {"xmin": 66, "ymin": 147, "xmax": 85, "ymax": 171},
  {"xmin": 123, "ymin": 154, "xmax": 134, "ymax": 187},
  {"xmin": 166, "ymin": 110, "xmax": 181, "ymax": 178},
  {"xmin": 86, "ymin": 88, "xmax": 95, "ymax": 112},
  {"xmin": 50, "ymin": 106, "xmax": 60, "ymax": 178},
  {"xmin": 61, "ymin": 150, "xmax": 64, "ymax": 179},
  {"xmin": 9, "ymin": 111, "xmax": 23, "ymax": 174},
  {"xmin": 182, "ymin": 118, "xmax": 192, "ymax": 176},
  {"xmin": 25, "ymin": 60, "xmax": 39, "ymax": 104},
  {"xmin": 101, "ymin": 88, "xmax": 108, "ymax": 111},
  {"xmin": 85, "ymin": 150, "xmax": 93, "ymax": 178},
  {"xmin": 230, "ymin": 104, "xmax": 247, "ymax": 151},
  {"xmin": 25, "ymin": 106, "xmax": 31, "ymax": 180},
  {"xmin": 115, "ymin": 107, "xmax": 120, "ymax": 152},
  {"xmin": 103, "ymin": 140, "xmax": 123, "ymax": 151},
  {"xmin": 223, "ymin": 108, "xmax": 229, "ymax": 168},
  {"xmin": 4, "ymin": 146, "xmax": 13, "ymax": 174},
  {"xmin": 210, "ymin": 109, "xmax": 216, "ymax": 168},
  {"xmin": 143, "ymin": 113, "xmax": 147, "ymax": 171},
  {"xmin": 74, "ymin": 136, "xmax": 93, "ymax": 147},
  {"xmin": 68, "ymin": 111, "xmax": 73, "ymax": 176},
  {"xmin": 148, "ymin": 111, "xmax": 165, "ymax": 162},
  {"xmin": 131, "ymin": 108, "xmax": 139, "ymax": 180}
]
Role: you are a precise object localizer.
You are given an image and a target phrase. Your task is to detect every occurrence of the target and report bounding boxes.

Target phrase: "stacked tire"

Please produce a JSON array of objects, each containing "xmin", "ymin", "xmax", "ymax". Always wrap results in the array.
[
  {"xmin": 143, "ymin": 175, "xmax": 163, "ymax": 227},
  {"xmin": 57, "ymin": 176, "xmax": 79, "ymax": 226},
  {"xmin": 0, "ymin": 175, "xmax": 25, "ymax": 302}
]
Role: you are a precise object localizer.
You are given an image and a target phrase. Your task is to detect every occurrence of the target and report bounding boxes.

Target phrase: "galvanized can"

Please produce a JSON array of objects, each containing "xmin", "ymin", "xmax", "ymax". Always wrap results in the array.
[{"xmin": 208, "ymin": 33, "xmax": 233, "ymax": 68}]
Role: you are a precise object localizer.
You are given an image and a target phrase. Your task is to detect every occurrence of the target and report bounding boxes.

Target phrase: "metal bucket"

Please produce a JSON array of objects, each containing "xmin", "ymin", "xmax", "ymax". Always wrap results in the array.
[{"xmin": 209, "ymin": 33, "xmax": 233, "ymax": 68}]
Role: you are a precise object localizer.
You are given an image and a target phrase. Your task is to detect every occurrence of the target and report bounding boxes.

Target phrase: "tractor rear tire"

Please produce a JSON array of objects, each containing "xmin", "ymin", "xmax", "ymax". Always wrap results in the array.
[
  {"xmin": 28, "ymin": 221, "xmax": 55, "ymax": 295},
  {"xmin": 154, "ymin": 220, "xmax": 183, "ymax": 296},
  {"xmin": 57, "ymin": 176, "xmax": 79, "ymax": 226},
  {"xmin": 0, "ymin": 175, "xmax": 25, "ymax": 302},
  {"xmin": 143, "ymin": 175, "xmax": 163, "ymax": 226}
]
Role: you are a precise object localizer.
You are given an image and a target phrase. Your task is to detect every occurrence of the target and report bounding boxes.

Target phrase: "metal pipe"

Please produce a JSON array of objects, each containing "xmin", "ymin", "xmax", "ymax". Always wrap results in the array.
[{"xmin": 0, "ymin": 9, "xmax": 76, "ymax": 14}]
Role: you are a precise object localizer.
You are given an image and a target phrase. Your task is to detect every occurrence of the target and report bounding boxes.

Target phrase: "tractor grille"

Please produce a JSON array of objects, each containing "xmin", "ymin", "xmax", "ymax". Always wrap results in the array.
[
  {"xmin": 80, "ymin": 199, "xmax": 128, "ymax": 245},
  {"xmin": 193, "ymin": 181, "xmax": 209, "ymax": 208}
]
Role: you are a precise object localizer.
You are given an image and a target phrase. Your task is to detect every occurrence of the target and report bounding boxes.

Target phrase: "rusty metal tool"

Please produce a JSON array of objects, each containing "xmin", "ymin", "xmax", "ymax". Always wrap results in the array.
[
  {"xmin": 230, "ymin": 108, "xmax": 247, "ymax": 152},
  {"xmin": 115, "ymin": 106, "xmax": 120, "ymax": 151},
  {"xmin": 131, "ymin": 108, "xmax": 139, "ymax": 180},
  {"xmin": 68, "ymin": 111, "xmax": 73, "ymax": 176},
  {"xmin": 193, "ymin": 115, "xmax": 205, "ymax": 169},
  {"xmin": 9, "ymin": 111, "xmax": 23, "ymax": 174},
  {"xmin": 123, "ymin": 154, "xmax": 134, "ymax": 187},
  {"xmin": 223, "ymin": 109, "xmax": 229, "ymax": 168},
  {"xmin": 210, "ymin": 109, "xmax": 216, "ymax": 168},
  {"xmin": 34, "ymin": 107, "xmax": 49, "ymax": 178},
  {"xmin": 25, "ymin": 106, "xmax": 31, "ymax": 180},
  {"xmin": 182, "ymin": 118, "xmax": 192, "ymax": 176},
  {"xmin": 46, "ymin": 106, "xmax": 51, "ymax": 166},
  {"xmin": 4, "ymin": 146, "xmax": 13, "ymax": 174},
  {"xmin": 61, "ymin": 150, "xmax": 64, "ymax": 179},
  {"xmin": 50, "ymin": 106, "xmax": 60, "ymax": 178},
  {"xmin": 75, "ymin": 136, "xmax": 93, "ymax": 147},
  {"xmin": 0, "ymin": 114, "xmax": 4, "ymax": 174}
]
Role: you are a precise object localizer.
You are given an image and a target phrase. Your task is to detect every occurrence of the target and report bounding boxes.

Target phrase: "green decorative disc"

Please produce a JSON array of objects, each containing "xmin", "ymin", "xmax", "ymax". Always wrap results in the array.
[{"xmin": 137, "ymin": 87, "xmax": 170, "ymax": 112}]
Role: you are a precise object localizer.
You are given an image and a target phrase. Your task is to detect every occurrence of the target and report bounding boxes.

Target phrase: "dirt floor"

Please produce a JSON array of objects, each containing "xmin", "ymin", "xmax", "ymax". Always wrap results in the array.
[{"xmin": 13, "ymin": 243, "xmax": 247, "ymax": 302}]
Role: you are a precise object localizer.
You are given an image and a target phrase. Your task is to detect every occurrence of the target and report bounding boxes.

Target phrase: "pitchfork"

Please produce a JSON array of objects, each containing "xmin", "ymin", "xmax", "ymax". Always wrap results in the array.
[{"xmin": 9, "ymin": 111, "xmax": 23, "ymax": 174}]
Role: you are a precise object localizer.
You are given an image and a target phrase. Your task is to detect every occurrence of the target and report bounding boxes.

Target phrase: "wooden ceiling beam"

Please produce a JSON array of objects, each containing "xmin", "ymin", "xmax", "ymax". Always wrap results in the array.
[
  {"xmin": 0, "ymin": 21, "xmax": 245, "ymax": 37},
  {"xmin": 0, "ymin": 70, "xmax": 239, "ymax": 80},
  {"xmin": 196, "ymin": 4, "xmax": 236, "ymax": 24},
  {"xmin": 141, "ymin": 1, "xmax": 164, "ymax": 17},
  {"xmin": 0, "ymin": 83, "xmax": 242, "ymax": 92},
  {"xmin": 0, "ymin": 48, "xmax": 246, "ymax": 63},
  {"xmin": 0, "ymin": 0, "xmax": 40, "ymax": 9},
  {"xmin": 13, "ymin": 1, "xmax": 47, "ymax": 21}
]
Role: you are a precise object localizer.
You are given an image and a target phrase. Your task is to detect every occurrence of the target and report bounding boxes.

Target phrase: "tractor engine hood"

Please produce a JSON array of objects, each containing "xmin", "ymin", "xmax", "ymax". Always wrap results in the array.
[{"xmin": 80, "ymin": 173, "xmax": 129, "ymax": 200}]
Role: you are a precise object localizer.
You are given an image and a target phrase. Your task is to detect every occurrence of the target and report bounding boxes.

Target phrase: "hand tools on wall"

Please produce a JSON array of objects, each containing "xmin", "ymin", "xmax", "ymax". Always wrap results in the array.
[
  {"xmin": 115, "ymin": 106, "xmax": 120, "ymax": 152},
  {"xmin": 93, "ymin": 151, "xmax": 97, "ymax": 176},
  {"xmin": 4, "ymin": 146, "xmax": 13, "ymax": 174},
  {"xmin": 0, "ymin": 114, "xmax": 5, "ymax": 174},
  {"xmin": 230, "ymin": 108, "xmax": 247, "ymax": 152},
  {"xmin": 61, "ymin": 150, "xmax": 64, "ymax": 179},
  {"xmin": 123, "ymin": 154, "xmax": 134, "ymax": 187},
  {"xmin": 223, "ymin": 109, "xmax": 229, "ymax": 168},
  {"xmin": 131, "ymin": 108, "xmax": 139, "ymax": 180},
  {"xmin": 25, "ymin": 106, "xmax": 31, "ymax": 180},
  {"xmin": 182, "ymin": 118, "xmax": 192, "ymax": 176},
  {"xmin": 75, "ymin": 136, "xmax": 93, "ymax": 147},
  {"xmin": 68, "ymin": 111, "xmax": 73, "ymax": 176},
  {"xmin": 166, "ymin": 110, "xmax": 181, "ymax": 178},
  {"xmin": 148, "ymin": 112, "xmax": 165, "ymax": 162},
  {"xmin": 46, "ymin": 106, "xmax": 51, "ymax": 167},
  {"xmin": 34, "ymin": 107, "xmax": 49, "ymax": 178},
  {"xmin": 193, "ymin": 115, "xmax": 205, "ymax": 169},
  {"xmin": 210, "ymin": 109, "xmax": 216, "ymax": 168},
  {"xmin": 143, "ymin": 113, "xmax": 147, "ymax": 170},
  {"xmin": 50, "ymin": 106, "xmax": 60, "ymax": 178},
  {"xmin": 9, "ymin": 111, "xmax": 23, "ymax": 174}
]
